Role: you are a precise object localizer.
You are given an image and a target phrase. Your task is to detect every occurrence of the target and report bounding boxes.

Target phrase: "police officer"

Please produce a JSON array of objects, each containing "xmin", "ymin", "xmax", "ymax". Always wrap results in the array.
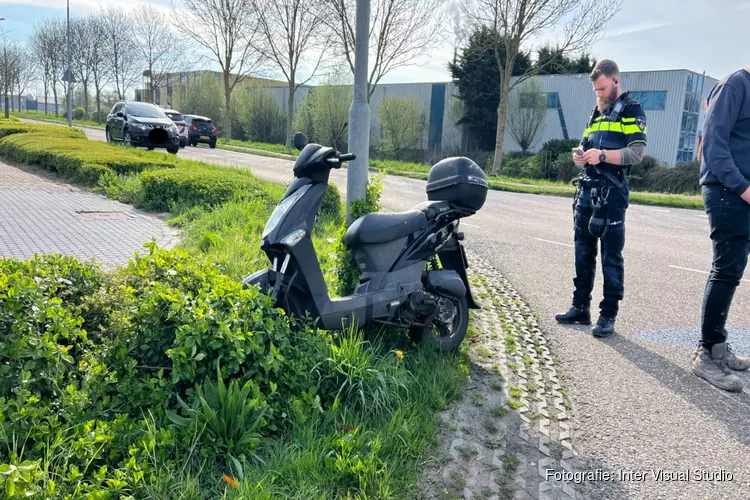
[{"xmin": 555, "ymin": 59, "xmax": 648, "ymax": 337}]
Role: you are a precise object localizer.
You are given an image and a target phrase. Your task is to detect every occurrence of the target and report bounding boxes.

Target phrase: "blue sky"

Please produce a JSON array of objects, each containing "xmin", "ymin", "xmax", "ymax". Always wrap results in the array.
[{"xmin": 1, "ymin": 0, "xmax": 748, "ymax": 87}]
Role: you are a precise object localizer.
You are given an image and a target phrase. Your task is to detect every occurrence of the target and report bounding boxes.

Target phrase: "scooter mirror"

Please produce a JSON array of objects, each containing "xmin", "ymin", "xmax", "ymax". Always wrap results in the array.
[{"xmin": 293, "ymin": 132, "xmax": 308, "ymax": 151}]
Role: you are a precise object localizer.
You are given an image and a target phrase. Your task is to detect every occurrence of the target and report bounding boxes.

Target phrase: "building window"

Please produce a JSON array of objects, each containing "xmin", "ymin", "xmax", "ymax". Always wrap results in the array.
[
  {"xmin": 629, "ymin": 91, "xmax": 667, "ymax": 111},
  {"xmin": 546, "ymin": 92, "xmax": 560, "ymax": 109},
  {"xmin": 155, "ymin": 87, "xmax": 161, "ymax": 105},
  {"xmin": 676, "ymin": 72, "xmax": 705, "ymax": 163}
]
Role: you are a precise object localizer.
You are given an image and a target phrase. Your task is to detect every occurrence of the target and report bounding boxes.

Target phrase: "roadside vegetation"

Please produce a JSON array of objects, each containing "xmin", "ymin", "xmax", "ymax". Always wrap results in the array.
[{"xmin": 0, "ymin": 118, "xmax": 470, "ymax": 498}]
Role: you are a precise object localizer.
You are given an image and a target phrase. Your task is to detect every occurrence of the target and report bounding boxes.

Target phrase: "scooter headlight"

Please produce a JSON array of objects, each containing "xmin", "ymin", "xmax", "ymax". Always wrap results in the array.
[{"xmin": 262, "ymin": 188, "xmax": 307, "ymax": 238}]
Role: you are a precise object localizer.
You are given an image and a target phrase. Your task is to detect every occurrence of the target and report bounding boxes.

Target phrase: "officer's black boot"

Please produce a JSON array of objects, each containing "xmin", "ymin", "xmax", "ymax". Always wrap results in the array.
[
  {"xmin": 555, "ymin": 305, "xmax": 591, "ymax": 325},
  {"xmin": 592, "ymin": 315, "xmax": 616, "ymax": 337}
]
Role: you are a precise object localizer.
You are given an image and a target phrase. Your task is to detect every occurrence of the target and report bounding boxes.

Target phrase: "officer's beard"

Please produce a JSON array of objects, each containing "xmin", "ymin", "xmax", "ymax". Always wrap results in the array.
[{"xmin": 597, "ymin": 87, "xmax": 619, "ymax": 111}]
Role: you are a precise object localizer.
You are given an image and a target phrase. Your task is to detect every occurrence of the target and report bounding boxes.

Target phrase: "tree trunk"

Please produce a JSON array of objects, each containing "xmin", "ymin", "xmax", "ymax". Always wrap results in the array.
[
  {"xmin": 82, "ymin": 82, "xmax": 89, "ymax": 119},
  {"xmin": 96, "ymin": 89, "xmax": 102, "ymax": 123},
  {"xmin": 224, "ymin": 73, "xmax": 232, "ymax": 140},
  {"xmin": 286, "ymin": 81, "xmax": 295, "ymax": 148},
  {"xmin": 492, "ymin": 66, "xmax": 514, "ymax": 176},
  {"xmin": 53, "ymin": 86, "xmax": 58, "ymax": 116},
  {"xmin": 44, "ymin": 82, "xmax": 49, "ymax": 114}
]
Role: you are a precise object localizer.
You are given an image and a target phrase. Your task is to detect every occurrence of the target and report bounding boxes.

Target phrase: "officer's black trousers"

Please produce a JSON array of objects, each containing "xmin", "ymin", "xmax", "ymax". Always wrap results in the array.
[
  {"xmin": 572, "ymin": 186, "xmax": 628, "ymax": 318},
  {"xmin": 701, "ymin": 184, "xmax": 750, "ymax": 346}
]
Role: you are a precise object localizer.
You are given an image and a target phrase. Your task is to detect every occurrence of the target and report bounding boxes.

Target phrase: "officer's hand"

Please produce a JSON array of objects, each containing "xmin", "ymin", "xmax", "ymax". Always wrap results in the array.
[
  {"xmin": 582, "ymin": 149, "xmax": 603, "ymax": 165},
  {"xmin": 741, "ymin": 187, "xmax": 750, "ymax": 205},
  {"xmin": 572, "ymin": 152, "xmax": 587, "ymax": 166}
]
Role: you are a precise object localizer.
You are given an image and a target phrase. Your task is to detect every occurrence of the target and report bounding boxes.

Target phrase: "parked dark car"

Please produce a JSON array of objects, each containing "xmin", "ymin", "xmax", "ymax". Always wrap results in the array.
[
  {"xmin": 184, "ymin": 114, "xmax": 217, "ymax": 148},
  {"xmin": 105, "ymin": 101, "xmax": 181, "ymax": 154}
]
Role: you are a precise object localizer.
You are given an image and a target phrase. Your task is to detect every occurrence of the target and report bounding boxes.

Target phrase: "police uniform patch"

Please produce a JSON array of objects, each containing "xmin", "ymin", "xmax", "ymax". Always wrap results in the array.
[{"xmin": 636, "ymin": 117, "xmax": 646, "ymax": 130}]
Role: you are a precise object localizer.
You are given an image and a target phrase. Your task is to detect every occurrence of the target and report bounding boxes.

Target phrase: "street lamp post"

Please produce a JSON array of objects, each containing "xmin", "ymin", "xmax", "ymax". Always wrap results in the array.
[
  {"xmin": 346, "ymin": 0, "xmax": 371, "ymax": 223},
  {"xmin": 66, "ymin": 0, "xmax": 72, "ymax": 127}
]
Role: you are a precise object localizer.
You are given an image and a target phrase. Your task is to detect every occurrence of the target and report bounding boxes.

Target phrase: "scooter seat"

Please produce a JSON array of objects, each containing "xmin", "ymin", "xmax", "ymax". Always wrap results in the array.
[{"xmin": 344, "ymin": 210, "xmax": 427, "ymax": 246}]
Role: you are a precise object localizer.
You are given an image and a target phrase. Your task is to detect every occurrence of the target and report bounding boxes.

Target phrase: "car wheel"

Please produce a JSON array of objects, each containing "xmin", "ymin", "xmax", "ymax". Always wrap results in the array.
[
  {"xmin": 105, "ymin": 128, "xmax": 112, "ymax": 143},
  {"xmin": 167, "ymin": 146, "xmax": 179, "ymax": 155},
  {"xmin": 124, "ymin": 131, "xmax": 134, "ymax": 147},
  {"xmin": 147, "ymin": 146, "xmax": 155, "ymax": 151},
  {"xmin": 209, "ymin": 141, "xmax": 216, "ymax": 149}
]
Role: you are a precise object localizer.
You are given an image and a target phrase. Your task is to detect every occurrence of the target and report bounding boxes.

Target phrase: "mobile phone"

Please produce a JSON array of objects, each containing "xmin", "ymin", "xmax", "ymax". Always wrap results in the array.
[{"xmin": 572, "ymin": 147, "xmax": 584, "ymax": 156}]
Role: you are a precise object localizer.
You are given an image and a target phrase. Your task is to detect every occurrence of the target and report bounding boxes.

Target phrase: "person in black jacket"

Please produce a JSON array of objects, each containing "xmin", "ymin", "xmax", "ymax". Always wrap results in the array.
[
  {"xmin": 692, "ymin": 67, "xmax": 750, "ymax": 392},
  {"xmin": 555, "ymin": 59, "xmax": 647, "ymax": 337}
]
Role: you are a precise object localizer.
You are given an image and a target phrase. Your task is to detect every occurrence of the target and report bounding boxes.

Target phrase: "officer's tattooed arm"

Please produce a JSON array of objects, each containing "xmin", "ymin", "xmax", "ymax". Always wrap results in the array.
[{"xmin": 617, "ymin": 142, "xmax": 646, "ymax": 165}]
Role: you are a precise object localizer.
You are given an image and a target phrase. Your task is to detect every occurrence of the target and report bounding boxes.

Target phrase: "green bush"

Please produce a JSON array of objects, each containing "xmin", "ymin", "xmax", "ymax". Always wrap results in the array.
[
  {"xmin": 555, "ymin": 154, "xmax": 582, "ymax": 183},
  {"xmin": 335, "ymin": 174, "xmax": 384, "ymax": 297},
  {"xmin": 0, "ymin": 132, "xmax": 174, "ymax": 183},
  {"xmin": 72, "ymin": 107, "xmax": 86, "ymax": 120},
  {"xmin": 0, "ymin": 248, "xmax": 334, "ymax": 496},
  {"xmin": 644, "ymin": 160, "xmax": 700, "ymax": 195},
  {"xmin": 139, "ymin": 165, "xmax": 276, "ymax": 212},
  {"xmin": 319, "ymin": 183, "xmax": 343, "ymax": 224},
  {"xmin": 540, "ymin": 138, "xmax": 580, "ymax": 162}
]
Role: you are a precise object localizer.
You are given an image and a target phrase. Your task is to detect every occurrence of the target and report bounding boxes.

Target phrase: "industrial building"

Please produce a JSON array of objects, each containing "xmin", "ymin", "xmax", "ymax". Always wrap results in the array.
[
  {"xmin": 145, "ymin": 68, "xmax": 718, "ymax": 166},
  {"xmin": 262, "ymin": 69, "xmax": 717, "ymax": 166}
]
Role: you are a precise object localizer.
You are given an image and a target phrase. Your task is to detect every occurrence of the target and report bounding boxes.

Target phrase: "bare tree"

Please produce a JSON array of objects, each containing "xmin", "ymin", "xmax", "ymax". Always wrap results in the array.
[
  {"xmin": 46, "ymin": 19, "xmax": 67, "ymax": 115},
  {"xmin": 30, "ymin": 22, "xmax": 54, "ymax": 114},
  {"xmin": 70, "ymin": 17, "xmax": 94, "ymax": 117},
  {"xmin": 172, "ymin": 0, "xmax": 266, "ymax": 139},
  {"xmin": 88, "ymin": 15, "xmax": 111, "ymax": 121},
  {"xmin": 325, "ymin": 0, "xmax": 445, "ymax": 101},
  {"xmin": 461, "ymin": 0, "xmax": 622, "ymax": 174},
  {"xmin": 131, "ymin": 5, "xmax": 187, "ymax": 104},
  {"xmin": 252, "ymin": 0, "xmax": 331, "ymax": 148},
  {"xmin": 15, "ymin": 51, "xmax": 34, "ymax": 112},
  {"xmin": 101, "ymin": 6, "xmax": 140, "ymax": 100},
  {"xmin": 0, "ymin": 32, "xmax": 19, "ymax": 118},
  {"xmin": 506, "ymin": 77, "xmax": 547, "ymax": 153}
]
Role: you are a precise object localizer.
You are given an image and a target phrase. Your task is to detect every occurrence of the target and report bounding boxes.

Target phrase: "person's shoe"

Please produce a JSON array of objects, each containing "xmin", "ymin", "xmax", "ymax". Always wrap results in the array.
[
  {"xmin": 592, "ymin": 315, "xmax": 615, "ymax": 337},
  {"xmin": 726, "ymin": 343, "xmax": 750, "ymax": 371},
  {"xmin": 555, "ymin": 305, "xmax": 590, "ymax": 325},
  {"xmin": 692, "ymin": 343, "xmax": 744, "ymax": 392}
]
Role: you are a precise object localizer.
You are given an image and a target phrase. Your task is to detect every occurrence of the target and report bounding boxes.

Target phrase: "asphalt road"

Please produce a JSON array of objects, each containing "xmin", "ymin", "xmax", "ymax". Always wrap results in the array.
[{"xmin": 25, "ymin": 121, "xmax": 750, "ymax": 499}]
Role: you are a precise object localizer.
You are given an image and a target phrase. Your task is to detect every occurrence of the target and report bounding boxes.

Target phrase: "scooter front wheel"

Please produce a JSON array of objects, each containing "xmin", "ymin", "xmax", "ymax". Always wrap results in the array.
[
  {"xmin": 278, "ymin": 288, "xmax": 315, "ymax": 331},
  {"xmin": 409, "ymin": 295, "xmax": 469, "ymax": 351}
]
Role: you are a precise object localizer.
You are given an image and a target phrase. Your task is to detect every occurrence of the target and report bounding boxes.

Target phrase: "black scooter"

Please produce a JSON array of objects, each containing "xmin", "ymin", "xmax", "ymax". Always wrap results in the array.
[{"xmin": 242, "ymin": 131, "xmax": 489, "ymax": 351}]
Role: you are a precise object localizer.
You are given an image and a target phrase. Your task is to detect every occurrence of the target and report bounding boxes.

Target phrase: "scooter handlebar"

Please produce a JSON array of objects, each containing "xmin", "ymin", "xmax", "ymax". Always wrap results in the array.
[{"xmin": 339, "ymin": 153, "xmax": 356, "ymax": 162}]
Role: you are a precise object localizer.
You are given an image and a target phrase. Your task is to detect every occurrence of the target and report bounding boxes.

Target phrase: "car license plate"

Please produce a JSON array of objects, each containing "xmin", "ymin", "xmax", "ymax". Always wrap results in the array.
[{"xmin": 201, "ymin": 135, "xmax": 209, "ymax": 139}]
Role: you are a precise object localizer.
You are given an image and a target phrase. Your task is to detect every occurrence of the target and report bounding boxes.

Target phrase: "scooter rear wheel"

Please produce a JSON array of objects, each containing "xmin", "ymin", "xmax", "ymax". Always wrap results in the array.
[{"xmin": 409, "ymin": 295, "xmax": 469, "ymax": 351}]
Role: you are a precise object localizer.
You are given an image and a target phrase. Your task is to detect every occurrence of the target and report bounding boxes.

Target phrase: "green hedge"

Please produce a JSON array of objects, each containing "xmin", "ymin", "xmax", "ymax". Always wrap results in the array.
[
  {"xmin": 139, "ymin": 164, "xmax": 278, "ymax": 212},
  {"xmin": 0, "ymin": 119, "xmax": 85, "ymax": 140},
  {"xmin": 0, "ymin": 132, "xmax": 175, "ymax": 183}
]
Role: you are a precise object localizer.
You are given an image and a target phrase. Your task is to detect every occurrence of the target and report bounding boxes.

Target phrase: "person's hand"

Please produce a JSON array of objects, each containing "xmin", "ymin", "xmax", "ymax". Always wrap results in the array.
[
  {"xmin": 582, "ymin": 149, "xmax": 603, "ymax": 165},
  {"xmin": 572, "ymin": 152, "xmax": 587, "ymax": 166},
  {"xmin": 741, "ymin": 186, "xmax": 750, "ymax": 205}
]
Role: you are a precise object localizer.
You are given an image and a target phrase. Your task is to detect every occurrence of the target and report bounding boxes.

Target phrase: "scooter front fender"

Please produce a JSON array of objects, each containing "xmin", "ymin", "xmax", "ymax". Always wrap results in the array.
[
  {"xmin": 437, "ymin": 242, "xmax": 481, "ymax": 309},
  {"xmin": 242, "ymin": 269, "xmax": 276, "ymax": 295}
]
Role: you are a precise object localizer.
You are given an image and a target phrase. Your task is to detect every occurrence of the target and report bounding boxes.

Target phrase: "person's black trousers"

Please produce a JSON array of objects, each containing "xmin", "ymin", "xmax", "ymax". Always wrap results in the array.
[
  {"xmin": 701, "ymin": 184, "xmax": 750, "ymax": 346},
  {"xmin": 571, "ymin": 183, "xmax": 629, "ymax": 318}
]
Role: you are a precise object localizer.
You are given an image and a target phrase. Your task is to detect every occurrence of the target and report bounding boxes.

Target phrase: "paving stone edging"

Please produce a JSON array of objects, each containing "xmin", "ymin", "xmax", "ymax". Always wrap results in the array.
[
  {"xmin": 468, "ymin": 251, "xmax": 581, "ymax": 499},
  {"xmin": 418, "ymin": 251, "xmax": 585, "ymax": 499}
]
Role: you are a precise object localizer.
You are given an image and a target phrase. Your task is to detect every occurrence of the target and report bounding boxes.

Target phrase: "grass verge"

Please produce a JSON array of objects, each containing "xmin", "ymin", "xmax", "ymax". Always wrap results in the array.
[
  {"xmin": 0, "ymin": 118, "xmax": 471, "ymax": 498},
  {"xmin": 214, "ymin": 138, "xmax": 705, "ymax": 210},
  {"xmin": 12, "ymin": 110, "xmax": 106, "ymax": 129}
]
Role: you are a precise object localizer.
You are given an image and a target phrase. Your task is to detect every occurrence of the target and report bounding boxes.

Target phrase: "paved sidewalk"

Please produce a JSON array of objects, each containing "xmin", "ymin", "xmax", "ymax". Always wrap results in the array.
[{"xmin": 0, "ymin": 161, "xmax": 178, "ymax": 265}]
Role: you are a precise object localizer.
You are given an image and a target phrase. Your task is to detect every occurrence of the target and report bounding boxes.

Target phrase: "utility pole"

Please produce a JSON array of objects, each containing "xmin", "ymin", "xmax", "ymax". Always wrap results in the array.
[
  {"xmin": 66, "ymin": 0, "xmax": 72, "ymax": 127},
  {"xmin": 346, "ymin": 0, "xmax": 371, "ymax": 224}
]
